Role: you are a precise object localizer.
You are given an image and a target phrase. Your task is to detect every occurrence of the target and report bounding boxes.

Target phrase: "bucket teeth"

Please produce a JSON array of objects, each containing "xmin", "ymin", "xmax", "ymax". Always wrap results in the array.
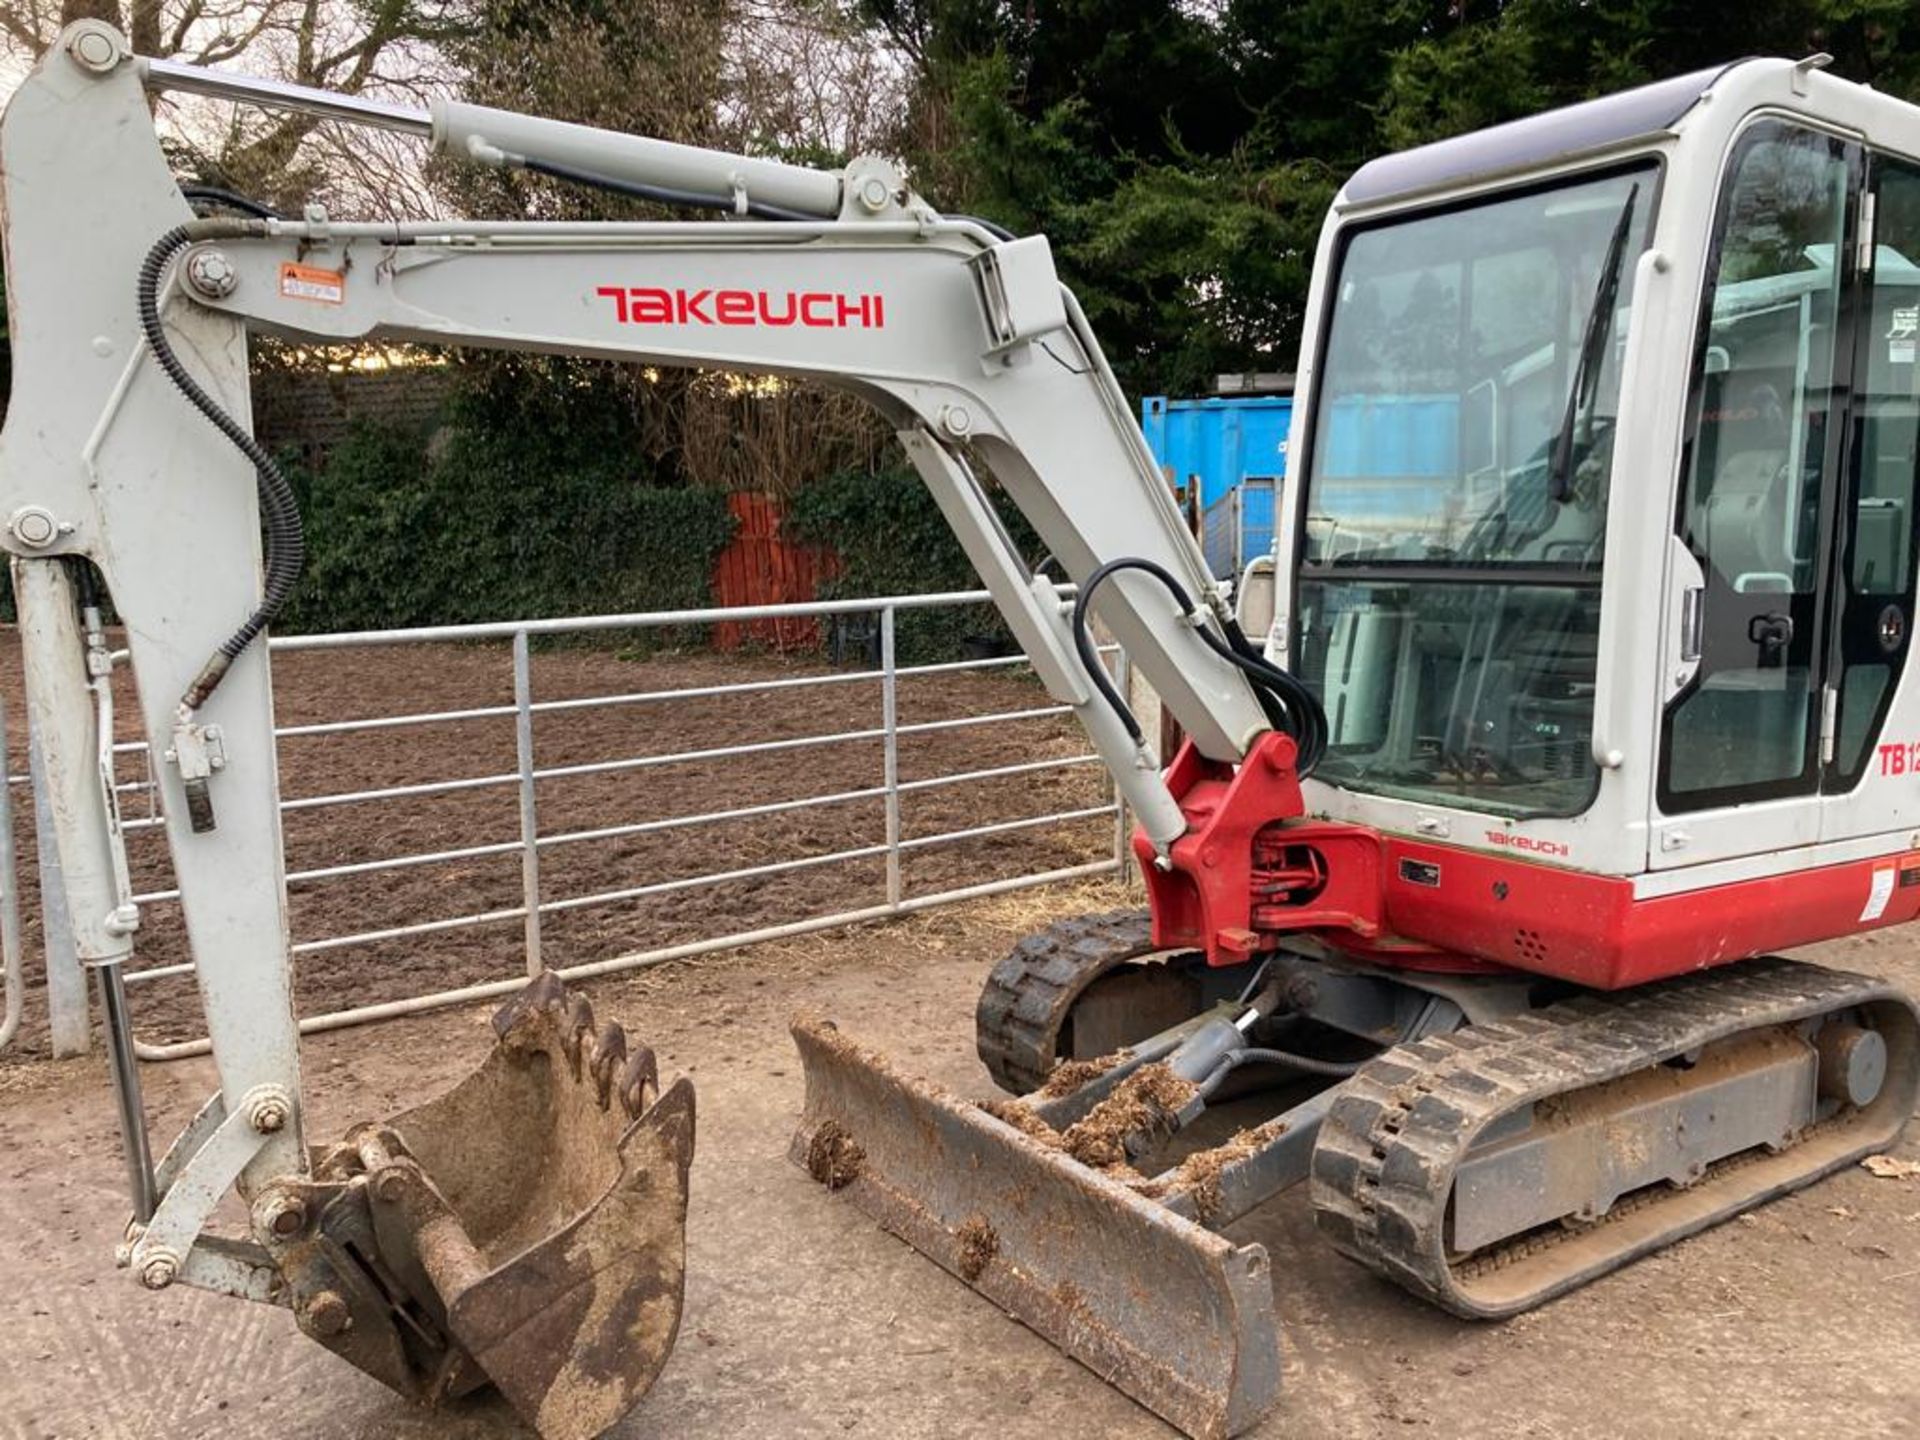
[
  {"xmin": 591, "ymin": 1021, "xmax": 627, "ymax": 1108},
  {"xmin": 565, "ymin": 996, "xmax": 596, "ymax": 1071},
  {"xmin": 493, "ymin": 967, "xmax": 568, "ymax": 1037},
  {"xmin": 619, "ymin": 1043, "xmax": 660, "ymax": 1120},
  {"xmin": 267, "ymin": 970, "xmax": 695, "ymax": 1440}
]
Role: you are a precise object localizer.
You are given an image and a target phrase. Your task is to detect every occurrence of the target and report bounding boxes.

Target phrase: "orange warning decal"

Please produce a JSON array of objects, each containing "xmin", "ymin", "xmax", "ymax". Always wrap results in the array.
[{"xmin": 279, "ymin": 262, "xmax": 345, "ymax": 304}]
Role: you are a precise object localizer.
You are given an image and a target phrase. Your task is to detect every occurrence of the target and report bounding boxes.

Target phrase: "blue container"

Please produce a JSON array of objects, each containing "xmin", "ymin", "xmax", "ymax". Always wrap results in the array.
[
  {"xmin": 1141, "ymin": 392, "xmax": 1459, "ymax": 575},
  {"xmin": 1141, "ymin": 394, "xmax": 1292, "ymax": 577},
  {"xmin": 1139, "ymin": 395, "xmax": 1293, "ymax": 510}
]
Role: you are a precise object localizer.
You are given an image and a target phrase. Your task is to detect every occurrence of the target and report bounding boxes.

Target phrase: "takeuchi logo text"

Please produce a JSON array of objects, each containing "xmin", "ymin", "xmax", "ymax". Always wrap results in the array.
[
  {"xmin": 1483, "ymin": 830, "xmax": 1571, "ymax": 859},
  {"xmin": 596, "ymin": 286, "xmax": 886, "ymax": 329}
]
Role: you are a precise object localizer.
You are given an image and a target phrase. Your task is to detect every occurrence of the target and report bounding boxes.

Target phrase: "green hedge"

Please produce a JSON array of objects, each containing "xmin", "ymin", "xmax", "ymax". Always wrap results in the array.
[
  {"xmin": 784, "ymin": 466, "xmax": 1043, "ymax": 664},
  {"xmin": 280, "ymin": 373, "xmax": 734, "ymax": 636},
  {"xmin": 10, "ymin": 380, "xmax": 1034, "ymax": 660}
]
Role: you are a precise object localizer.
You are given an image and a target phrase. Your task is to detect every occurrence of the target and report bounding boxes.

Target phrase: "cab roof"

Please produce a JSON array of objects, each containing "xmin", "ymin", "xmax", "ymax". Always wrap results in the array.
[{"xmin": 1342, "ymin": 62, "xmax": 1747, "ymax": 208}]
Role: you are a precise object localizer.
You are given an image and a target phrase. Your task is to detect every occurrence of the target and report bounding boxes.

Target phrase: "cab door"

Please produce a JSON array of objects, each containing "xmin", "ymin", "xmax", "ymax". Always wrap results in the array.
[
  {"xmin": 1655, "ymin": 122, "xmax": 1862, "ymax": 865},
  {"xmin": 1817, "ymin": 154, "xmax": 1920, "ymax": 832}
]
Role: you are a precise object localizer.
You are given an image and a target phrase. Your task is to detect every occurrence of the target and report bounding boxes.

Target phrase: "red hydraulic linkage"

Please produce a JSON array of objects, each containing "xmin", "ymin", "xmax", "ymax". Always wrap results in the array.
[
  {"xmin": 1134, "ymin": 732, "xmax": 1390, "ymax": 968},
  {"xmin": 1131, "ymin": 732, "xmax": 1920, "ymax": 990}
]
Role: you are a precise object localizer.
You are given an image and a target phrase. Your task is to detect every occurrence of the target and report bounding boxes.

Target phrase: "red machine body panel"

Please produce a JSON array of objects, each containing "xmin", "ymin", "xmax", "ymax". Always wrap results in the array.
[
  {"xmin": 1376, "ymin": 839, "xmax": 1920, "ymax": 988},
  {"xmin": 1135, "ymin": 737, "xmax": 1920, "ymax": 990}
]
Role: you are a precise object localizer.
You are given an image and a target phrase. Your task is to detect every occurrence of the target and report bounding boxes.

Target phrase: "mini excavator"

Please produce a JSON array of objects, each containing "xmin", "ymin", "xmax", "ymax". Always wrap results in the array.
[{"xmin": 4, "ymin": 26, "xmax": 1918, "ymax": 1440}]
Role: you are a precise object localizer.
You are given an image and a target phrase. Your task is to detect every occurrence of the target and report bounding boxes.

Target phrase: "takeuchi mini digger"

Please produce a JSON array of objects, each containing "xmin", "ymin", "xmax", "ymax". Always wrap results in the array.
[{"xmin": 3, "ymin": 26, "xmax": 1917, "ymax": 1440}]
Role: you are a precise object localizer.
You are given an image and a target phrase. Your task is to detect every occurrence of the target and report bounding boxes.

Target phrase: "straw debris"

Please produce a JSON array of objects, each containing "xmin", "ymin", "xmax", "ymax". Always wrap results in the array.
[
  {"xmin": 979, "ymin": 1066, "xmax": 1198, "ymax": 1179},
  {"xmin": 804, "ymin": 1119, "xmax": 865, "ymax": 1191},
  {"xmin": 1058, "ymin": 1064, "xmax": 1197, "ymax": 1170},
  {"xmin": 1154, "ymin": 1118, "xmax": 1291, "ymax": 1223},
  {"xmin": 981, "ymin": 1099, "xmax": 1063, "ymax": 1145},
  {"xmin": 955, "ymin": 1214, "xmax": 999, "ymax": 1280},
  {"xmin": 1039, "ymin": 1051, "xmax": 1127, "ymax": 1098}
]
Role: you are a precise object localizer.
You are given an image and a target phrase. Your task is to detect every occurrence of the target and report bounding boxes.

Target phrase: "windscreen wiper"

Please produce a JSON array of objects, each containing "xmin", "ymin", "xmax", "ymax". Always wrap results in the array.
[{"xmin": 1547, "ymin": 184, "xmax": 1640, "ymax": 503}]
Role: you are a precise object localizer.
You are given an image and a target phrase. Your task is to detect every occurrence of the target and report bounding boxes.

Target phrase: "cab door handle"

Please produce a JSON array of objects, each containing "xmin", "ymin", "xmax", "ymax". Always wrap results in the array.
[{"xmin": 1680, "ymin": 585, "xmax": 1703, "ymax": 661}]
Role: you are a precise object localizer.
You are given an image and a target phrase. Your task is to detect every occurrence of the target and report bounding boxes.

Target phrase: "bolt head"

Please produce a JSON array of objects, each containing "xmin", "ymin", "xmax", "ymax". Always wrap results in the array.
[
  {"xmin": 10, "ymin": 506, "xmax": 59, "ymax": 548},
  {"xmin": 184, "ymin": 248, "xmax": 239, "ymax": 300},
  {"xmin": 139, "ymin": 1254, "xmax": 178, "ymax": 1290},
  {"xmin": 301, "ymin": 1290, "xmax": 352, "ymax": 1337},
  {"xmin": 858, "ymin": 176, "xmax": 891, "ymax": 213},
  {"xmin": 939, "ymin": 404, "xmax": 973, "ymax": 439},
  {"xmin": 249, "ymin": 1094, "xmax": 291, "ymax": 1134},
  {"xmin": 67, "ymin": 27, "xmax": 120, "ymax": 73}
]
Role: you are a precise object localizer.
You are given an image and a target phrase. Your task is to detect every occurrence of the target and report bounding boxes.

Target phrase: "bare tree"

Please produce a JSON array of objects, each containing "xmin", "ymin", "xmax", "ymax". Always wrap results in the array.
[
  {"xmin": 725, "ymin": 0, "xmax": 907, "ymax": 161},
  {"xmin": 4, "ymin": 1, "xmax": 472, "ymax": 213}
]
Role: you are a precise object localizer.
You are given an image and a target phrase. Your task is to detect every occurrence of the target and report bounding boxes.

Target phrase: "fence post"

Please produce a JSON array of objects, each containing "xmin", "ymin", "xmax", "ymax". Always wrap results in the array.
[
  {"xmin": 1232, "ymin": 484, "xmax": 1245, "ymax": 575},
  {"xmin": 28, "ymin": 726, "xmax": 90, "ymax": 1055},
  {"xmin": 512, "ymin": 630, "xmax": 543, "ymax": 976},
  {"xmin": 881, "ymin": 605, "xmax": 902, "ymax": 909},
  {"xmin": 0, "ymin": 704, "xmax": 23, "ymax": 1054}
]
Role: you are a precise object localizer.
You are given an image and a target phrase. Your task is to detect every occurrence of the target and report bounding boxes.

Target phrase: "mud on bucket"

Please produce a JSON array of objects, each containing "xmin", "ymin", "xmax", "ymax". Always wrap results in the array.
[{"xmin": 255, "ymin": 972, "xmax": 695, "ymax": 1440}]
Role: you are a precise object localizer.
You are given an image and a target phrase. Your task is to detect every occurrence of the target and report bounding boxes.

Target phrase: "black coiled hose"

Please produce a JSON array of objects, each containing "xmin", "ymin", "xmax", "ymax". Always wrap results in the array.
[
  {"xmin": 137, "ymin": 221, "xmax": 304, "ymax": 710},
  {"xmin": 178, "ymin": 186, "xmax": 284, "ymax": 221},
  {"xmin": 1070, "ymin": 556, "xmax": 1328, "ymax": 777}
]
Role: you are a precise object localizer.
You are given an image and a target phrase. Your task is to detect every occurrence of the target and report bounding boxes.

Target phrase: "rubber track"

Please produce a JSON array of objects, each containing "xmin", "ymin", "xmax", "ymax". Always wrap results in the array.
[
  {"xmin": 1310, "ymin": 956, "xmax": 1917, "ymax": 1319},
  {"xmin": 975, "ymin": 909, "xmax": 1158, "ymax": 1094}
]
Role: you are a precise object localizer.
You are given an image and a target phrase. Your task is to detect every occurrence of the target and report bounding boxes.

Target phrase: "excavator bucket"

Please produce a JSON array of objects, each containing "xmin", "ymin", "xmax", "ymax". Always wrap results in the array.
[
  {"xmin": 789, "ymin": 1017, "xmax": 1280, "ymax": 1440},
  {"xmin": 261, "ymin": 972, "xmax": 695, "ymax": 1440}
]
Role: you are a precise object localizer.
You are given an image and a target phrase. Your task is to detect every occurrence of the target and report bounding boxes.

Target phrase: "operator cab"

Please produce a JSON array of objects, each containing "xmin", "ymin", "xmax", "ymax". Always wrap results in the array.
[{"xmin": 1281, "ymin": 59, "xmax": 1920, "ymax": 877}]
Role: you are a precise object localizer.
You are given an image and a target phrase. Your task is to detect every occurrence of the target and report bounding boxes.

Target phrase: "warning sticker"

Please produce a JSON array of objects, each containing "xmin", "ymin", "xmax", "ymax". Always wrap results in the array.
[
  {"xmin": 279, "ymin": 262, "xmax": 345, "ymax": 305},
  {"xmin": 1861, "ymin": 865, "xmax": 1896, "ymax": 923}
]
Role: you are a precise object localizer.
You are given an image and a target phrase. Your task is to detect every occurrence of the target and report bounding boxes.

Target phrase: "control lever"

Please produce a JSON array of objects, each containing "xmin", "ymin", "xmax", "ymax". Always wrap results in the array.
[{"xmin": 1749, "ymin": 611, "xmax": 1793, "ymax": 651}]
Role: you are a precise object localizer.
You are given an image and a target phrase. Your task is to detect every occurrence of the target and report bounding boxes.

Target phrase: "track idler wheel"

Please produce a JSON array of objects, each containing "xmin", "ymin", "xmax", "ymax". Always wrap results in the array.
[
  {"xmin": 256, "ymin": 971, "xmax": 695, "ymax": 1440},
  {"xmin": 977, "ymin": 910, "xmax": 1203, "ymax": 1094}
]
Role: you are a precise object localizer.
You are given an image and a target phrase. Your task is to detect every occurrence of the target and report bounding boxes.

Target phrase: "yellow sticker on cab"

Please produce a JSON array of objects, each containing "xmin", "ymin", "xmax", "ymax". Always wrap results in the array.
[{"xmin": 279, "ymin": 262, "xmax": 345, "ymax": 304}]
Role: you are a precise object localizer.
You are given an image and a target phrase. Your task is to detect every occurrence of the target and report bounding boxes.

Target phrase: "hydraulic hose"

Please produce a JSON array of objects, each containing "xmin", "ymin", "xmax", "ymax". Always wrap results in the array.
[
  {"xmin": 1193, "ymin": 1045, "xmax": 1367, "ymax": 1102},
  {"xmin": 1071, "ymin": 556, "xmax": 1328, "ymax": 777},
  {"xmin": 1201, "ymin": 614, "xmax": 1329, "ymax": 777},
  {"xmin": 136, "ymin": 219, "xmax": 304, "ymax": 711},
  {"xmin": 178, "ymin": 185, "xmax": 283, "ymax": 220}
]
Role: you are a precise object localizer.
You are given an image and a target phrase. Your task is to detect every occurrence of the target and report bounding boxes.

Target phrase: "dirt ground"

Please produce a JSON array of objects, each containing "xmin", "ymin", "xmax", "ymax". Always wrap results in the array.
[
  {"xmin": 2, "ymin": 873, "xmax": 1918, "ymax": 1440},
  {"xmin": 0, "ymin": 634, "xmax": 1111, "ymax": 1053}
]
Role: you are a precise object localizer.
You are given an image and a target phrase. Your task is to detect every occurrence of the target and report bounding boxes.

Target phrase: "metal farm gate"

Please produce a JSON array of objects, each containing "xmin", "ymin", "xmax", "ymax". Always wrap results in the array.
[{"xmin": 1, "ymin": 589, "xmax": 1129, "ymax": 1062}]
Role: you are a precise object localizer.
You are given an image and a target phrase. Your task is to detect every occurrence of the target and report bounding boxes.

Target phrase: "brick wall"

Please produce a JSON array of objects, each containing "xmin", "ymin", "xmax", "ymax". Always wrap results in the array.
[{"xmin": 251, "ymin": 360, "xmax": 453, "ymax": 469}]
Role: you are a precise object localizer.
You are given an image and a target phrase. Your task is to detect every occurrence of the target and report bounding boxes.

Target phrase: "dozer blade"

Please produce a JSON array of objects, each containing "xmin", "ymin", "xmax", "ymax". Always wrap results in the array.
[
  {"xmin": 789, "ymin": 1016, "xmax": 1280, "ymax": 1440},
  {"xmin": 261, "ymin": 972, "xmax": 695, "ymax": 1440}
]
